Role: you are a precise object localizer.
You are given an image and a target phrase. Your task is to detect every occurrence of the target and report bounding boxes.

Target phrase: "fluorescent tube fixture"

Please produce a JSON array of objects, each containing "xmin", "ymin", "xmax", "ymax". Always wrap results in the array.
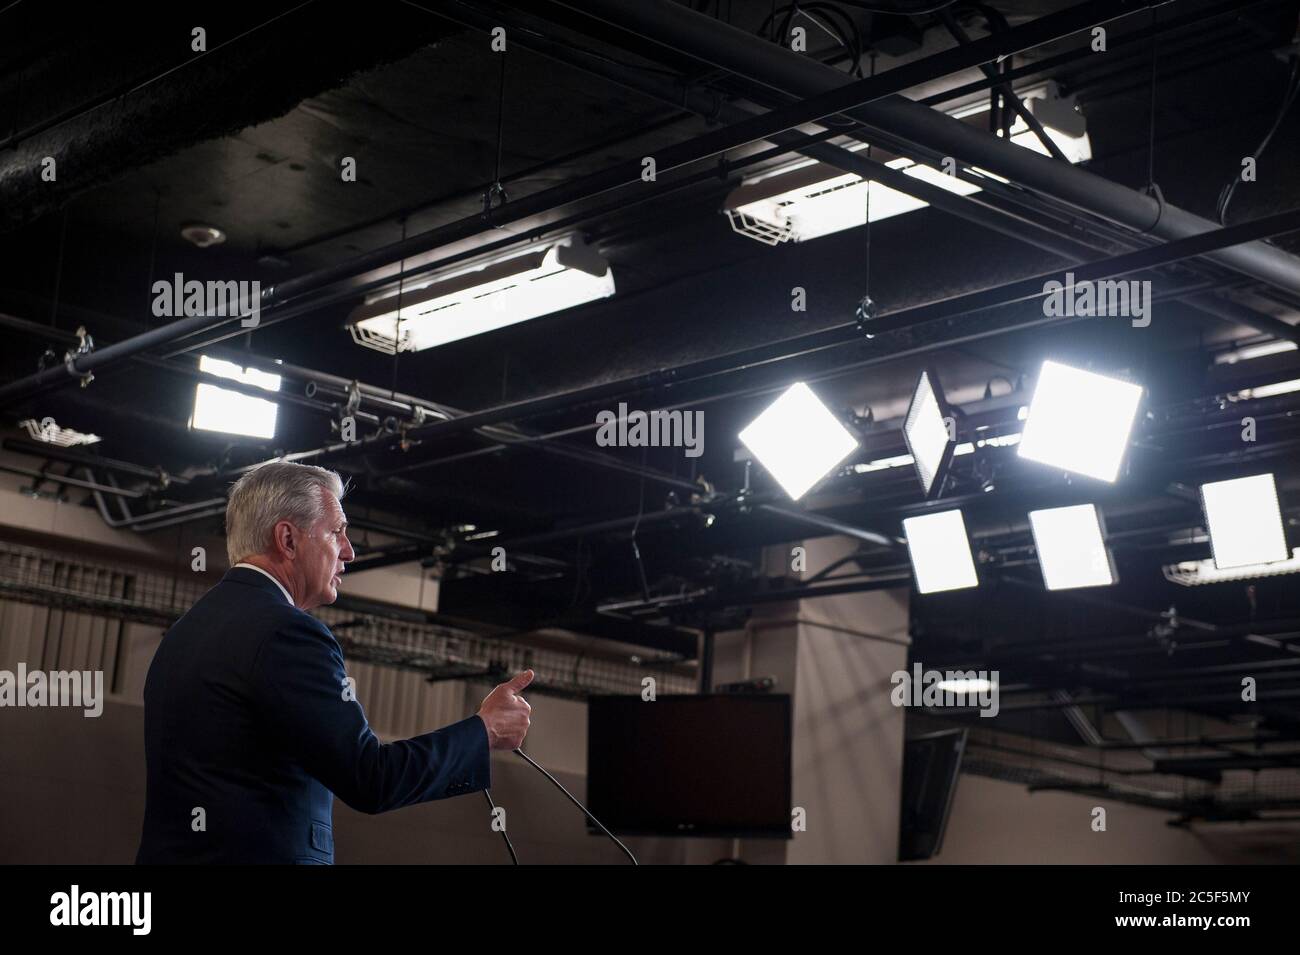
[
  {"xmin": 20, "ymin": 418, "xmax": 100, "ymax": 447},
  {"xmin": 190, "ymin": 355, "xmax": 280, "ymax": 440},
  {"xmin": 852, "ymin": 433, "xmax": 1020, "ymax": 474},
  {"xmin": 1017, "ymin": 361, "xmax": 1143, "ymax": 483},
  {"xmin": 1199, "ymin": 473, "xmax": 1289, "ymax": 570},
  {"xmin": 952, "ymin": 81, "xmax": 1092, "ymax": 164},
  {"xmin": 902, "ymin": 368, "xmax": 955, "ymax": 498},
  {"xmin": 738, "ymin": 382, "xmax": 859, "ymax": 500},
  {"xmin": 1213, "ymin": 340, "xmax": 1297, "ymax": 365},
  {"xmin": 349, "ymin": 240, "xmax": 614, "ymax": 354},
  {"xmin": 936, "ymin": 677, "xmax": 996, "ymax": 694},
  {"xmin": 1028, "ymin": 503, "xmax": 1116, "ymax": 590},
  {"xmin": 1228, "ymin": 378, "xmax": 1300, "ymax": 400},
  {"xmin": 724, "ymin": 153, "xmax": 980, "ymax": 245},
  {"xmin": 902, "ymin": 509, "xmax": 979, "ymax": 594},
  {"xmin": 1165, "ymin": 548, "xmax": 1300, "ymax": 586}
]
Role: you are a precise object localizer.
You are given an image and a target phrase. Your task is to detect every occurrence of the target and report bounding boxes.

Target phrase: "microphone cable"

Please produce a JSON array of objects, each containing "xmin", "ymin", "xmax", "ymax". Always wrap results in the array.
[
  {"xmin": 481, "ymin": 749, "xmax": 639, "ymax": 865},
  {"xmin": 482, "ymin": 788, "xmax": 518, "ymax": 865},
  {"xmin": 513, "ymin": 747, "xmax": 638, "ymax": 865}
]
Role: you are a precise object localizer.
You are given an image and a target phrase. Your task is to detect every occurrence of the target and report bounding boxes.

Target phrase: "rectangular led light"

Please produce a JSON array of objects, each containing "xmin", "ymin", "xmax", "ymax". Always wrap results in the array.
[
  {"xmin": 902, "ymin": 369, "xmax": 955, "ymax": 498},
  {"xmin": 739, "ymin": 382, "xmax": 859, "ymax": 501},
  {"xmin": 349, "ymin": 241, "xmax": 614, "ymax": 353},
  {"xmin": 190, "ymin": 355, "xmax": 280, "ymax": 440},
  {"xmin": 1017, "ymin": 360, "xmax": 1143, "ymax": 483},
  {"xmin": 1200, "ymin": 473, "xmax": 1289, "ymax": 569},
  {"xmin": 903, "ymin": 509, "xmax": 979, "ymax": 594},
  {"xmin": 1028, "ymin": 503, "xmax": 1116, "ymax": 590}
]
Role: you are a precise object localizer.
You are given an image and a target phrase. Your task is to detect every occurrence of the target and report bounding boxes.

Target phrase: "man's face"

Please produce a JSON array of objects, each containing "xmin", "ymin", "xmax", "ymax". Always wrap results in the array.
[{"xmin": 298, "ymin": 489, "xmax": 355, "ymax": 610}]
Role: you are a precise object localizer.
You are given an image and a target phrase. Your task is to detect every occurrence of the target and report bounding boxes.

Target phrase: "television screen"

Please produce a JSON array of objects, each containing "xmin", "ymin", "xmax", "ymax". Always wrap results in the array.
[
  {"xmin": 586, "ymin": 694, "xmax": 792, "ymax": 838},
  {"xmin": 898, "ymin": 728, "xmax": 967, "ymax": 861}
]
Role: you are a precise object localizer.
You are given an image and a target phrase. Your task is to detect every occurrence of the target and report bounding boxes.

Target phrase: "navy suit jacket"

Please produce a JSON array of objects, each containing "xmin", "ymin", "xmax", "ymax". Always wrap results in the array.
[{"xmin": 137, "ymin": 566, "xmax": 491, "ymax": 864}]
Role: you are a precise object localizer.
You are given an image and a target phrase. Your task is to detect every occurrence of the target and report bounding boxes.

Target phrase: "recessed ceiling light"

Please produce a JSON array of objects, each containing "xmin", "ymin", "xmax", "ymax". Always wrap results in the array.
[{"xmin": 180, "ymin": 223, "xmax": 227, "ymax": 248}]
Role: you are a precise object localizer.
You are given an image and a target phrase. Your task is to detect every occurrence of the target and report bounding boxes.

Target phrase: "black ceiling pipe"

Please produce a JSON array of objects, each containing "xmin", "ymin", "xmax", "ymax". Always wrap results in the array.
[
  {"xmin": 0, "ymin": 0, "xmax": 1197, "ymax": 409},
  {"xmin": 453, "ymin": 0, "xmax": 1298, "ymax": 347},
  {"xmin": 551, "ymin": 0, "xmax": 1300, "ymax": 296},
  {"xmin": 325, "ymin": 206, "xmax": 1300, "ymax": 451}
]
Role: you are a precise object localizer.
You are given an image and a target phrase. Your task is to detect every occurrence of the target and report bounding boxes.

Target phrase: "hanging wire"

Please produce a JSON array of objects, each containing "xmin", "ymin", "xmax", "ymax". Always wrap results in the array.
[
  {"xmin": 1216, "ymin": 53, "xmax": 1300, "ymax": 224},
  {"xmin": 482, "ymin": 49, "xmax": 510, "ymax": 223},
  {"xmin": 854, "ymin": 52, "xmax": 878, "ymax": 331},
  {"xmin": 145, "ymin": 190, "xmax": 160, "ymax": 322},
  {"xmin": 1145, "ymin": 5, "xmax": 1159, "ymax": 193},
  {"xmin": 630, "ymin": 446, "xmax": 652, "ymax": 602},
  {"xmin": 390, "ymin": 216, "xmax": 408, "ymax": 397}
]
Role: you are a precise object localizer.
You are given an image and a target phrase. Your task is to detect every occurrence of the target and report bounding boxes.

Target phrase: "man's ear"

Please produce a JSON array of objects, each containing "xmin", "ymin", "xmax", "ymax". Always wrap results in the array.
[{"xmin": 273, "ymin": 520, "xmax": 297, "ymax": 559}]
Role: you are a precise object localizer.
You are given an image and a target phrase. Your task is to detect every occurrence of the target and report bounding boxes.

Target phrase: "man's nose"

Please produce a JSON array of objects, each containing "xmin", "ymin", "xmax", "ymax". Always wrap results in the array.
[{"xmin": 341, "ymin": 533, "xmax": 356, "ymax": 562}]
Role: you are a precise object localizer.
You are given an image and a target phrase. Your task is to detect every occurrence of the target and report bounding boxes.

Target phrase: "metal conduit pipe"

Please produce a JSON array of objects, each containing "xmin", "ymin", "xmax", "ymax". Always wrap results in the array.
[{"xmin": 553, "ymin": 0, "xmax": 1300, "ymax": 294}]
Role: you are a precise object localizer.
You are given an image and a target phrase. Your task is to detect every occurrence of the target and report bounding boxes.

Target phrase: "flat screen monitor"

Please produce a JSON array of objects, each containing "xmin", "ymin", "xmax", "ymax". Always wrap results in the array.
[
  {"xmin": 586, "ymin": 694, "xmax": 792, "ymax": 838},
  {"xmin": 898, "ymin": 728, "xmax": 967, "ymax": 861}
]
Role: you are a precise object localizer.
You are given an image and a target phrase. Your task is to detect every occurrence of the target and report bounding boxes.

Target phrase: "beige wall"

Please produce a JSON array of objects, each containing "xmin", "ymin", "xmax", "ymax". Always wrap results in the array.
[{"xmin": 919, "ymin": 773, "xmax": 1300, "ymax": 864}]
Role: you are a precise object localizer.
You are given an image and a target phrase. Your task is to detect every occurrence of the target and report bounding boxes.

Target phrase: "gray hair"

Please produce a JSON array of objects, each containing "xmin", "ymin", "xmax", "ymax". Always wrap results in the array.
[{"xmin": 225, "ymin": 462, "xmax": 345, "ymax": 565}]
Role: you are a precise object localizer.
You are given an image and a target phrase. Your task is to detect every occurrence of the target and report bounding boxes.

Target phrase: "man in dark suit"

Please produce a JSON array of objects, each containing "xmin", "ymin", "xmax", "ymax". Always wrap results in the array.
[{"xmin": 137, "ymin": 461, "xmax": 532, "ymax": 864}]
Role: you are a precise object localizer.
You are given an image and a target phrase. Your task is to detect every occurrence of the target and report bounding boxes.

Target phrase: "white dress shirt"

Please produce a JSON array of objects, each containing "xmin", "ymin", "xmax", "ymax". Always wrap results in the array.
[{"xmin": 233, "ymin": 562, "xmax": 295, "ymax": 607}]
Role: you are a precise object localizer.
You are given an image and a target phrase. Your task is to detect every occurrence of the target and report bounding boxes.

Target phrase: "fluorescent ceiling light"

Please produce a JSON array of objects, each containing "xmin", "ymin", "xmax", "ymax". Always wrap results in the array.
[
  {"xmin": 19, "ymin": 418, "xmax": 100, "ymax": 447},
  {"xmin": 1017, "ymin": 360, "xmax": 1143, "ymax": 483},
  {"xmin": 902, "ymin": 369, "xmax": 954, "ymax": 497},
  {"xmin": 903, "ymin": 509, "xmax": 979, "ymax": 594},
  {"xmin": 1028, "ymin": 503, "xmax": 1116, "ymax": 590},
  {"xmin": 1164, "ymin": 547, "xmax": 1300, "ymax": 586},
  {"xmin": 191, "ymin": 355, "xmax": 280, "ymax": 440},
  {"xmin": 936, "ymin": 677, "xmax": 996, "ymax": 693},
  {"xmin": 724, "ymin": 155, "xmax": 979, "ymax": 245},
  {"xmin": 1200, "ymin": 473, "xmax": 1289, "ymax": 570},
  {"xmin": 739, "ymin": 382, "xmax": 859, "ymax": 500},
  {"xmin": 1228, "ymin": 378, "xmax": 1300, "ymax": 400},
  {"xmin": 852, "ymin": 433, "xmax": 1020, "ymax": 474},
  {"xmin": 1213, "ymin": 340, "xmax": 1297, "ymax": 365},
  {"xmin": 349, "ymin": 240, "xmax": 615, "ymax": 354},
  {"xmin": 952, "ymin": 81, "xmax": 1092, "ymax": 164}
]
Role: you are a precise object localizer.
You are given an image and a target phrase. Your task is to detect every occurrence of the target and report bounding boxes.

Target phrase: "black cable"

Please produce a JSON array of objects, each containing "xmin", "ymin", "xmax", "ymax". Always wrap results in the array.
[
  {"xmin": 1146, "ymin": 5, "xmax": 1159, "ymax": 192},
  {"xmin": 758, "ymin": 2, "xmax": 863, "ymax": 75},
  {"xmin": 492, "ymin": 51, "xmax": 507, "ymax": 189},
  {"xmin": 513, "ymin": 747, "xmax": 639, "ymax": 864},
  {"xmin": 483, "ymin": 789, "xmax": 519, "ymax": 865},
  {"xmin": 1217, "ymin": 54, "xmax": 1300, "ymax": 225}
]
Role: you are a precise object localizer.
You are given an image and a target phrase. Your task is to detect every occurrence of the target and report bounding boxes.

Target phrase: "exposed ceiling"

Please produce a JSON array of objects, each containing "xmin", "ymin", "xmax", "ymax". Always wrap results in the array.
[{"xmin": 3, "ymin": 0, "xmax": 1300, "ymax": 813}]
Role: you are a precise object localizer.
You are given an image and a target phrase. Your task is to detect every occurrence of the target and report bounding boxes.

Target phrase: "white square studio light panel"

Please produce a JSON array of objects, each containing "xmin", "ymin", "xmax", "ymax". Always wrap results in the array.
[
  {"xmin": 739, "ymin": 382, "xmax": 860, "ymax": 501},
  {"xmin": 902, "ymin": 369, "xmax": 955, "ymax": 498},
  {"xmin": 1028, "ymin": 503, "xmax": 1116, "ymax": 590},
  {"xmin": 1017, "ymin": 360, "xmax": 1143, "ymax": 483},
  {"xmin": 902, "ymin": 509, "xmax": 979, "ymax": 594},
  {"xmin": 1200, "ymin": 473, "xmax": 1289, "ymax": 570}
]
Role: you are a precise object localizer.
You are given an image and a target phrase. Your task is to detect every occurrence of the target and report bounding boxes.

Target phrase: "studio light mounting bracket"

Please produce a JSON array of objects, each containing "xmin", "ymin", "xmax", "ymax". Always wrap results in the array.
[{"xmin": 64, "ymin": 326, "xmax": 95, "ymax": 388}]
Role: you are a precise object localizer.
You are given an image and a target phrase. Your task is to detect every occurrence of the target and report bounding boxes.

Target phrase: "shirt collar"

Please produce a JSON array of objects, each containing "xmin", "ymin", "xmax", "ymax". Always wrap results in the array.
[{"xmin": 233, "ymin": 562, "xmax": 295, "ymax": 607}]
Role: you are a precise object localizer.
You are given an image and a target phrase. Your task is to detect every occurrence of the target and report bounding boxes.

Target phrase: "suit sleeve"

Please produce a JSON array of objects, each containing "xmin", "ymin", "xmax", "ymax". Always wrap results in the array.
[{"xmin": 250, "ymin": 610, "xmax": 491, "ymax": 814}]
